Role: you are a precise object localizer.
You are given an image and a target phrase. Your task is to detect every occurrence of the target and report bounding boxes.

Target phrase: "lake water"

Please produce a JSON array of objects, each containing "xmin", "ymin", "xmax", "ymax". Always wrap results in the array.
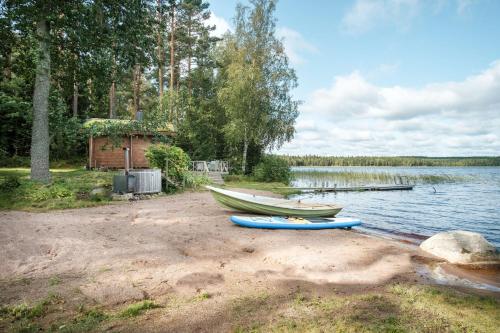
[{"xmin": 290, "ymin": 166, "xmax": 500, "ymax": 247}]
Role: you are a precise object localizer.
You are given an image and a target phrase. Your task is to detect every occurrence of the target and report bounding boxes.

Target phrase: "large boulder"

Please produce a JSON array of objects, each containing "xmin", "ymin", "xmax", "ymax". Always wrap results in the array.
[{"xmin": 420, "ymin": 231, "xmax": 499, "ymax": 265}]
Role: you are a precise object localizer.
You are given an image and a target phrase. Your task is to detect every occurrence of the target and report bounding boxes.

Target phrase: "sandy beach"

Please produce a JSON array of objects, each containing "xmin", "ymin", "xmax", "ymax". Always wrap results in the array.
[{"xmin": 0, "ymin": 188, "xmax": 498, "ymax": 332}]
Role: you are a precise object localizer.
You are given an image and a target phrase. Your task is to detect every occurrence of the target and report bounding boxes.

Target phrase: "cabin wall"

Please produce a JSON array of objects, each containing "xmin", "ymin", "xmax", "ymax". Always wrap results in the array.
[{"xmin": 89, "ymin": 135, "xmax": 152, "ymax": 169}]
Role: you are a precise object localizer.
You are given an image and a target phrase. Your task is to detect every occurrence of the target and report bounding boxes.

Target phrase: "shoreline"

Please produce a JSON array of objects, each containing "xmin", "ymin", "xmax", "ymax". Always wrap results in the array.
[{"xmin": 0, "ymin": 188, "xmax": 498, "ymax": 331}]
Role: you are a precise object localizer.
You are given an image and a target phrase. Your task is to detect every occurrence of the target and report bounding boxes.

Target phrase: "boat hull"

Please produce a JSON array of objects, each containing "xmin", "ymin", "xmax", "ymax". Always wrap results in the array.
[
  {"xmin": 230, "ymin": 216, "xmax": 361, "ymax": 230},
  {"xmin": 209, "ymin": 187, "xmax": 342, "ymax": 217}
]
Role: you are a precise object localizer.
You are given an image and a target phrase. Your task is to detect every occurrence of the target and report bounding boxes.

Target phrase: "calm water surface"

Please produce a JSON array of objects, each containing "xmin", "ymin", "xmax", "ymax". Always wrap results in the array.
[{"xmin": 290, "ymin": 167, "xmax": 500, "ymax": 247}]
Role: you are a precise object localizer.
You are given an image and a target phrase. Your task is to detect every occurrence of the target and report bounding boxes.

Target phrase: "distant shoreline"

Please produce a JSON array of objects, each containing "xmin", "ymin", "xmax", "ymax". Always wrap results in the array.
[{"xmin": 280, "ymin": 155, "xmax": 500, "ymax": 167}]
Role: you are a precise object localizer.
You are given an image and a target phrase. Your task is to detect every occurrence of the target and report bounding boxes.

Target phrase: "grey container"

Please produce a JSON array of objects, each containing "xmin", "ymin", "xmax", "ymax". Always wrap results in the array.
[
  {"xmin": 128, "ymin": 169, "xmax": 162, "ymax": 194},
  {"xmin": 113, "ymin": 175, "xmax": 136, "ymax": 193}
]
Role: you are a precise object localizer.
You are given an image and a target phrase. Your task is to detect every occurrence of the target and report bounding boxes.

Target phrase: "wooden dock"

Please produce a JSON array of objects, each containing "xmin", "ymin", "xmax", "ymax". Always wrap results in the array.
[{"xmin": 280, "ymin": 184, "xmax": 414, "ymax": 192}]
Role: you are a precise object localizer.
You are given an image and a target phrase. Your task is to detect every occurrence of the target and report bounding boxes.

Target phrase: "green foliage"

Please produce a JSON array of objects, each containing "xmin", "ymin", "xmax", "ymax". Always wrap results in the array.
[
  {"xmin": 0, "ymin": 155, "xmax": 31, "ymax": 167},
  {"xmin": 57, "ymin": 309, "xmax": 107, "ymax": 333},
  {"xmin": 283, "ymin": 155, "xmax": 500, "ymax": 167},
  {"xmin": 293, "ymin": 169, "xmax": 467, "ymax": 186},
  {"xmin": 0, "ymin": 293, "xmax": 59, "ymax": 322},
  {"xmin": 48, "ymin": 92, "xmax": 85, "ymax": 160},
  {"xmin": 27, "ymin": 184, "xmax": 74, "ymax": 202},
  {"xmin": 253, "ymin": 155, "xmax": 291, "ymax": 183},
  {"xmin": 224, "ymin": 176, "xmax": 299, "ymax": 196},
  {"xmin": 0, "ymin": 168, "xmax": 115, "ymax": 211},
  {"xmin": 217, "ymin": 0, "xmax": 299, "ymax": 173},
  {"xmin": 119, "ymin": 300, "xmax": 160, "ymax": 318},
  {"xmin": 0, "ymin": 78, "xmax": 33, "ymax": 157},
  {"xmin": 184, "ymin": 172, "xmax": 211, "ymax": 188},
  {"xmin": 1, "ymin": 0, "xmax": 291, "ymax": 176},
  {"xmin": 0, "ymin": 175, "xmax": 21, "ymax": 191},
  {"xmin": 145, "ymin": 144, "xmax": 190, "ymax": 183}
]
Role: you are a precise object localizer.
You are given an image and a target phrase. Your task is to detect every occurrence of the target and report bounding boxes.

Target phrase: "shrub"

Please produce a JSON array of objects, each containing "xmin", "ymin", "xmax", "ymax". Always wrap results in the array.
[
  {"xmin": 184, "ymin": 173, "xmax": 211, "ymax": 188},
  {"xmin": 253, "ymin": 155, "xmax": 291, "ymax": 183},
  {"xmin": 0, "ymin": 175, "xmax": 21, "ymax": 191},
  {"xmin": 145, "ymin": 144, "xmax": 190, "ymax": 183},
  {"xmin": 27, "ymin": 184, "xmax": 74, "ymax": 202}
]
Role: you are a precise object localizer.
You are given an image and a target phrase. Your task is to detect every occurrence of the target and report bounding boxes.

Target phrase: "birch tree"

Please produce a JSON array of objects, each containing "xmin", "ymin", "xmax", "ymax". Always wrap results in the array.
[{"xmin": 218, "ymin": 0, "xmax": 299, "ymax": 173}]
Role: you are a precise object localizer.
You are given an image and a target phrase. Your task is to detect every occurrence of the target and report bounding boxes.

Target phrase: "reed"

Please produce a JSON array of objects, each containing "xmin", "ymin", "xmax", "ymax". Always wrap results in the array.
[
  {"xmin": 292, "ymin": 169, "xmax": 466, "ymax": 186},
  {"xmin": 282, "ymin": 155, "xmax": 500, "ymax": 167}
]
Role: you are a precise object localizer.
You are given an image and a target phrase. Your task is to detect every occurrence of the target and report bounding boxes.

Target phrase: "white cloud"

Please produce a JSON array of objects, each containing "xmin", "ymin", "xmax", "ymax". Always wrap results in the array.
[
  {"xmin": 276, "ymin": 27, "xmax": 318, "ymax": 65},
  {"xmin": 206, "ymin": 12, "xmax": 232, "ymax": 37},
  {"xmin": 277, "ymin": 61, "xmax": 500, "ymax": 156},
  {"xmin": 341, "ymin": 0, "xmax": 481, "ymax": 34},
  {"xmin": 457, "ymin": 0, "xmax": 478, "ymax": 14},
  {"xmin": 341, "ymin": 0, "xmax": 420, "ymax": 34}
]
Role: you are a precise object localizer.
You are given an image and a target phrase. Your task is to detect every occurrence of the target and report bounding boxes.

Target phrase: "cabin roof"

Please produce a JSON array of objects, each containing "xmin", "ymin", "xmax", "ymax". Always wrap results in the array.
[{"xmin": 83, "ymin": 118, "xmax": 175, "ymax": 136}]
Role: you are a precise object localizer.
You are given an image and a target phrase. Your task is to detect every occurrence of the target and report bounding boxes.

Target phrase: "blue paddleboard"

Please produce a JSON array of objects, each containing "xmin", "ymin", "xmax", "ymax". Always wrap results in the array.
[{"xmin": 230, "ymin": 216, "xmax": 361, "ymax": 230}]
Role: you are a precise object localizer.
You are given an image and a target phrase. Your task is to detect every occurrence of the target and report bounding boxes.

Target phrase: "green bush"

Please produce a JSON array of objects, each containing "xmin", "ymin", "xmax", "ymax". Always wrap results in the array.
[
  {"xmin": 145, "ymin": 144, "xmax": 190, "ymax": 183},
  {"xmin": 26, "ymin": 184, "xmax": 74, "ymax": 202},
  {"xmin": 0, "ymin": 156, "xmax": 31, "ymax": 167},
  {"xmin": 0, "ymin": 175, "xmax": 21, "ymax": 191},
  {"xmin": 184, "ymin": 173, "xmax": 211, "ymax": 188},
  {"xmin": 253, "ymin": 155, "xmax": 291, "ymax": 183}
]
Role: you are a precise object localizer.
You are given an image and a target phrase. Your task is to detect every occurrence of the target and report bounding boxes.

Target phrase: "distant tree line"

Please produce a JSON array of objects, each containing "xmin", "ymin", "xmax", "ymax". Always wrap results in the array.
[
  {"xmin": 0, "ymin": 0, "xmax": 298, "ymax": 181},
  {"xmin": 280, "ymin": 155, "xmax": 500, "ymax": 167}
]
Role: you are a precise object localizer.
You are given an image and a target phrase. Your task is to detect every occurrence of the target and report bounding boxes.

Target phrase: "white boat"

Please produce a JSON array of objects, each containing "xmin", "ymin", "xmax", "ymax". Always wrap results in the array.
[{"xmin": 206, "ymin": 186, "xmax": 343, "ymax": 217}]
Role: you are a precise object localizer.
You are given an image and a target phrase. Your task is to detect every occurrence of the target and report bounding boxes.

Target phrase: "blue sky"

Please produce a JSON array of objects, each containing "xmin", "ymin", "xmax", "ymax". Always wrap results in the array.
[{"xmin": 207, "ymin": 0, "xmax": 500, "ymax": 156}]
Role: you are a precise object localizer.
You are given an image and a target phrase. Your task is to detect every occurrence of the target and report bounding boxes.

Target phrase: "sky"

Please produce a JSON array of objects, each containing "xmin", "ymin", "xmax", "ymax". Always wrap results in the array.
[{"xmin": 207, "ymin": 0, "xmax": 500, "ymax": 156}]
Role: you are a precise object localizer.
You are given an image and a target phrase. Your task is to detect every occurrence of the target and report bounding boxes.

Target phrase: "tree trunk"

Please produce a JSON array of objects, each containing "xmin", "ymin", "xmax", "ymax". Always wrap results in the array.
[
  {"xmin": 242, "ymin": 128, "xmax": 248, "ymax": 174},
  {"xmin": 133, "ymin": 64, "xmax": 141, "ymax": 117},
  {"xmin": 109, "ymin": 51, "xmax": 116, "ymax": 118},
  {"xmin": 109, "ymin": 81, "xmax": 116, "ymax": 118},
  {"xmin": 3, "ymin": 51, "xmax": 12, "ymax": 81},
  {"xmin": 31, "ymin": 19, "xmax": 51, "ymax": 183},
  {"xmin": 72, "ymin": 81, "xmax": 78, "ymax": 117},
  {"xmin": 157, "ymin": 0, "xmax": 164, "ymax": 105},
  {"xmin": 187, "ymin": 15, "xmax": 192, "ymax": 95},
  {"xmin": 72, "ymin": 53, "xmax": 78, "ymax": 117},
  {"xmin": 169, "ymin": 3, "xmax": 175, "ymax": 121}
]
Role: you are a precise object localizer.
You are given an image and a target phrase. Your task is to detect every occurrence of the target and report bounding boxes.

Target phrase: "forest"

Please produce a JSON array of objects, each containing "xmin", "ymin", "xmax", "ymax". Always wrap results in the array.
[
  {"xmin": 282, "ymin": 155, "xmax": 500, "ymax": 167},
  {"xmin": 0, "ymin": 0, "xmax": 299, "ymax": 181}
]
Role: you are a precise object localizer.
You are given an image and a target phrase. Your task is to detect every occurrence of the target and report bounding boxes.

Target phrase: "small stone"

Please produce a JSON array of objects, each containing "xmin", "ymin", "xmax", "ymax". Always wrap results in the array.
[
  {"xmin": 242, "ymin": 247, "xmax": 255, "ymax": 253},
  {"xmin": 90, "ymin": 187, "xmax": 108, "ymax": 198},
  {"xmin": 111, "ymin": 193, "xmax": 134, "ymax": 201}
]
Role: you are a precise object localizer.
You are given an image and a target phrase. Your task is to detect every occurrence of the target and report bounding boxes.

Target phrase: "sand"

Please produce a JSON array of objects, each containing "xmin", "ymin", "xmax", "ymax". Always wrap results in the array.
[{"xmin": 0, "ymin": 188, "xmax": 495, "ymax": 331}]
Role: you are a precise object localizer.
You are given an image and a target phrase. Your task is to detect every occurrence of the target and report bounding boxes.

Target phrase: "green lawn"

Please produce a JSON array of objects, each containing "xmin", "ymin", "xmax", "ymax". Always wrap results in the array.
[
  {"xmin": 1, "ymin": 284, "xmax": 498, "ymax": 332},
  {"xmin": 0, "ymin": 168, "xmax": 118, "ymax": 211},
  {"xmin": 232, "ymin": 284, "xmax": 500, "ymax": 333}
]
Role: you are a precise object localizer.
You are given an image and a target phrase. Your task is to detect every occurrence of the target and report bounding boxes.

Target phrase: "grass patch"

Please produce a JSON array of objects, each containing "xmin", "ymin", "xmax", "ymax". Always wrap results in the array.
[
  {"xmin": 119, "ymin": 300, "xmax": 161, "ymax": 318},
  {"xmin": 0, "ymin": 293, "xmax": 60, "ymax": 322},
  {"xmin": 233, "ymin": 284, "xmax": 500, "ymax": 332},
  {"xmin": 1, "ymin": 296, "xmax": 162, "ymax": 332},
  {"xmin": 231, "ymin": 292, "xmax": 271, "ymax": 320},
  {"xmin": 2, "ymin": 285, "xmax": 497, "ymax": 332},
  {"xmin": 54, "ymin": 309, "xmax": 107, "ymax": 333},
  {"xmin": 224, "ymin": 176, "xmax": 299, "ymax": 196},
  {"xmin": 0, "ymin": 168, "xmax": 117, "ymax": 211},
  {"xmin": 48, "ymin": 276, "xmax": 61, "ymax": 286},
  {"xmin": 191, "ymin": 292, "xmax": 211, "ymax": 302}
]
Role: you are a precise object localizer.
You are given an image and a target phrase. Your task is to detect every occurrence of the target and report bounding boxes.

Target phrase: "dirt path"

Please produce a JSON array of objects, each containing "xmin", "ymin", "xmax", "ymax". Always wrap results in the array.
[{"xmin": 0, "ymin": 189, "xmax": 440, "ymax": 331}]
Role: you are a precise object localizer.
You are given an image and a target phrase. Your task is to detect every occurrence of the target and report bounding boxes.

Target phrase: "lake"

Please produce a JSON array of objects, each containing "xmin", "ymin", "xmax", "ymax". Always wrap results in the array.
[{"xmin": 290, "ymin": 166, "xmax": 500, "ymax": 247}]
